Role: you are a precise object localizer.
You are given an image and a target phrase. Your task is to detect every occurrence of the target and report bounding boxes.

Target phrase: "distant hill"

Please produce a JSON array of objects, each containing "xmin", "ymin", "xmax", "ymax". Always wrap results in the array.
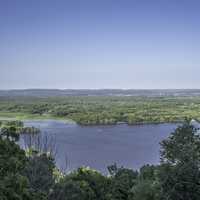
[{"xmin": 1, "ymin": 89, "xmax": 200, "ymax": 97}]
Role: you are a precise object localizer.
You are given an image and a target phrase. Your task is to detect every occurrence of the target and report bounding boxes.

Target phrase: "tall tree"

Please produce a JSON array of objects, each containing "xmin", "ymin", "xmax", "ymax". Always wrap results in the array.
[{"xmin": 159, "ymin": 121, "xmax": 200, "ymax": 200}]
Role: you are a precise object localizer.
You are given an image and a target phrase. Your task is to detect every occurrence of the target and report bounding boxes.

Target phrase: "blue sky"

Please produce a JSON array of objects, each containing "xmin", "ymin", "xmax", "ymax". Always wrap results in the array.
[{"xmin": 1, "ymin": 0, "xmax": 200, "ymax": 89}]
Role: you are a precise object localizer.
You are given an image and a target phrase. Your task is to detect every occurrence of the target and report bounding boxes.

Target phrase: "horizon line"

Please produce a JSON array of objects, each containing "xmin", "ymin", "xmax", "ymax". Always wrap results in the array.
[{"xmin": 1, "ymin": 88, "xmax": 200, "ymax": 91}]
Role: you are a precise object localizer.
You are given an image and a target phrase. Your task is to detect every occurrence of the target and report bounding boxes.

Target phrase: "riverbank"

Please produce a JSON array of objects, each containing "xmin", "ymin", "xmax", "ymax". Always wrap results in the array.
[{"xmin": 0, "ymin": 111, "xmax": 186, "ymax": 127}]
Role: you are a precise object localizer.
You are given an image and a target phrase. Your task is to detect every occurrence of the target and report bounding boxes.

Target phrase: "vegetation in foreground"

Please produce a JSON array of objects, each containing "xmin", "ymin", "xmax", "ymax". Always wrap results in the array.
[
  {"xmin": 1, "ymin": 120, "xmax": 200, "ymax": 199},
  {"xmin": 1, "ymin": 96, "xmax": 200, "ymax": 125}
]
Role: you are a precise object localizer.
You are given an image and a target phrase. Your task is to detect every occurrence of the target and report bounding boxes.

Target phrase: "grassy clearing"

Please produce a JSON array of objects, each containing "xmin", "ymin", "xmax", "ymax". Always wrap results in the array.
[{"xmin": 0, "ymin": 112, "xmax": 74, "ymax": 123}]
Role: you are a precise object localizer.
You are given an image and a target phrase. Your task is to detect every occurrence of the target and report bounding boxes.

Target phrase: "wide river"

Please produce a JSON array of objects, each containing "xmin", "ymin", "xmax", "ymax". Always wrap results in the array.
[{"xmin": 21, "ymin": 120, "xmax": 178, "ymax": 173}]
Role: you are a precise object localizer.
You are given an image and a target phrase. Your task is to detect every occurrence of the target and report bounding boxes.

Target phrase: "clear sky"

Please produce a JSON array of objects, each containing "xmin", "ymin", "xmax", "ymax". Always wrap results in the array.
[{"xmin": 1, "ymin": 0, "xmax": 200, "ymax": 89}]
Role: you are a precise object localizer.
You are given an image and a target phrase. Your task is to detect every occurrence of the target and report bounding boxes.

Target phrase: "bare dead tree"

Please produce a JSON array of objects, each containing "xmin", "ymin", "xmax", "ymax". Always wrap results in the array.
[
  {"xmin": 60, "ymin": 154, "xmax": 70, "ymax": 174},
  {"xmin": 21, "ymin": 131, "xmax": 71, "ymax": 173},
  {"xmin": 22, "ymin": 132, "xmax": 58, "ymax": 159}
]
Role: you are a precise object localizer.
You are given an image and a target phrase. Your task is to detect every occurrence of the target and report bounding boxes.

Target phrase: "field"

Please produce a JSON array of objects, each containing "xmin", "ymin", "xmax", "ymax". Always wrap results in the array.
[{"xmin": 0, "ymin": 95, "xmax": 200, "ymax": 125}]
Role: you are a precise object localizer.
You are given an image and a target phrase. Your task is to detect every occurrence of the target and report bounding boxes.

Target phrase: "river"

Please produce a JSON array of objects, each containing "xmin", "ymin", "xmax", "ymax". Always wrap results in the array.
[{"xmin": 20, "ymin": 120, "xmax": 178, "ymax": 173}]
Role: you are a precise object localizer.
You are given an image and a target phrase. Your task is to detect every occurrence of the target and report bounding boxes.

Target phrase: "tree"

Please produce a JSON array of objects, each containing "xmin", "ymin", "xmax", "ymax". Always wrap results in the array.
[
  {"xmin": 70, "ymin": 167, "xmax": 110, "ymax": 200},
  {"xmin": 108, "ymin": 164, "xmax": 138, "ymax": 200},
  {"xmin": 128, "ymin": 165, "xmax": 161, "ymax": 200},
  {"xmin": 0, "ymin": 128, "xmax": 31, "ymax": 200},
  {"xmin": 128, "ymin": 180, "xmax": 161, "ymax": 200},
  {"xmin": 139, "ymin": 165, "xmax": 157, "ymax": 181},
  {"xmin": 48, "ymin": 179, "xmax": 95, "ymax": 200},
  {"xmin": 23, "ymin": 153, "xmax": 55, "ymax": 195},
  {"xmin": 159, "ymin": 121, "xmax": 200, "ymax": 200},
  {"xmin": 48, "ymin": 167, "xmax": 108, "ymax": 200},
  {"xmin": 0, "ymin": 126, "xmax": 20, "ymax": 141},
  {"xmin": 0, "ymin": 124, "xmax": 49, "ymax": 200}
]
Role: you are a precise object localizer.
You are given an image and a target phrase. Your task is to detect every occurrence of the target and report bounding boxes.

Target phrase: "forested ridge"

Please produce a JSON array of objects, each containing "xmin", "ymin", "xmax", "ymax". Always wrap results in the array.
[{"xmin": 1, "ymin": 120, "xmax": 200, "ymax": 199}]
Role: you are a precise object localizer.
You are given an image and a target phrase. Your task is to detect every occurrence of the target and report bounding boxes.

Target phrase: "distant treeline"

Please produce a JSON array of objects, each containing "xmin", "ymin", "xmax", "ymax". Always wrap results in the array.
[
  {"xmin": 1, "ymin": 96, "xmax": 200, "ymax": 125},
  {"xmin": 1, "ymin": 89, "xmax": 200, "ymax": 97},
  {"xmin": 1, "ymin": 120, "xmax": 200, "ymax": 200}
]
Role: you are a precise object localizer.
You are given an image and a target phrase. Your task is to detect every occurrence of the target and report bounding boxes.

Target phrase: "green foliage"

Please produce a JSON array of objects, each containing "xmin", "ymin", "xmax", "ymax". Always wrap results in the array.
[
  {"xmin": 159, "ymin": 121, "xmax": 200, "ymax": 200},
  {"xmin": 128, "ymin": 180, "xmax": 161, "ymax": 200},
  {"xmin": 1, "ymin": 96, "xmax": 200, "ymax": 125},
  {"xmin": 69, "ymin": 167, "xmax": 110, "ymax": 200},
  {"xmin": 0, "ymin": 120, "xmax": 40, "ymax": 136},
  {"xmin": 48, "ymin": 179, "xmax": 95, "ymax": 200},
  {"xmin": 3, "ymin": 120, "xmax": 24, "ymax": 128},
  {"xmin": 1, "ymin": 120, "xmax": 200, "ymax": 200},
  {"xmin": 160, "ymin": 121, "xmax": 200, "ymax": 164},
  {"xmin": 139, "ymin": 165, "xmax": 157, "ymax": 181},
  {"xmin": 0, "ymin": 126, "xmax": 20, "ymax": 141},
  {"xmin": 0, "ymin": 138, "xmax": 26, "ymax": 176},
  {"xmin": 0, "ymin": 124, "xmax": 50, "ymax": 200},
  {"xmin": 23, "ymin": 153, "xmax": 55, "ymax": 195},
  {"xmin": 128, "ymin": 165, "xmax": 161, "ymax": 200},
  {"xmin": 0, "ymin": 129, "xmax": 32, "ymax": 200},
  {"xmin": 108, "ymin": 164, "xmax": 138, "ymax": 200},
  {"xmin": 0, "ymin": 174, "xmax": 32, "ymax": 200},
  {"xmin": 49, "ymin": 167, "xmax": 109, "ymax": 200}
]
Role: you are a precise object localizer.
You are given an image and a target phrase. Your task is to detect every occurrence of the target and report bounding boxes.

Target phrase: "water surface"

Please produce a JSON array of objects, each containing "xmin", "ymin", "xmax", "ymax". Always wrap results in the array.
[{"xmin": 21, "ymin": 120, "xmax": 177, "ymax": 173}]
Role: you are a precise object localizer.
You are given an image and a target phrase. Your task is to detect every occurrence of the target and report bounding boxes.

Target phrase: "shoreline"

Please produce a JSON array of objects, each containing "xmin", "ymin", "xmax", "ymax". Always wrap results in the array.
[{"xmin": 0, "ymin": 113, "xmax": 184, "ymax": 126}]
